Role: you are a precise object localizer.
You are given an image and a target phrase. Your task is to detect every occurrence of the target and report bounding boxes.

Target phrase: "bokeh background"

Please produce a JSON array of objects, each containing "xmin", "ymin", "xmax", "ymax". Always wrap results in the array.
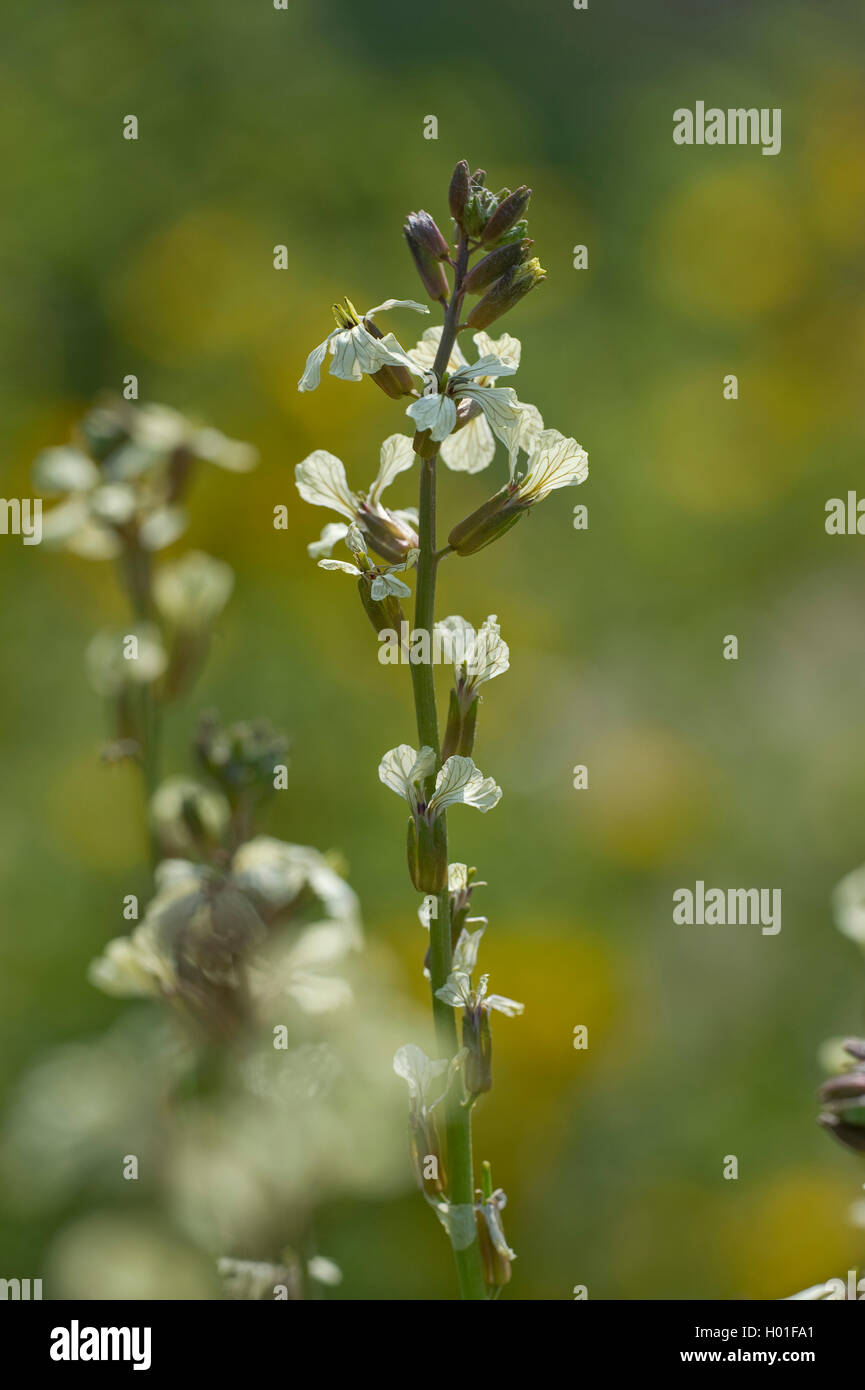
[{"xmin": 2, "ymin": 0, "xmax": 865, "ymax": 1299}]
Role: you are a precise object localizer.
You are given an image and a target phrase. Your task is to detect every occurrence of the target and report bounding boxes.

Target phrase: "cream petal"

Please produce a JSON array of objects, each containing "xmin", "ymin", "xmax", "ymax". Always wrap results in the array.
[
  {"xmin": 378, "ymin": 744, "xmax": 422, "ymax": 802},
  {"xmin": 297, "ymin": 337, "xmax": 331, "ymax": 392},
  {"xmin": 368, "ymin": 434, "xmax": 416, "ymax": 507},
  {"xmin": 317, "ymin": 558, "xmax": 362, "ymax": 577},
  {"xmin": 307, "ymin": 521, "xmax": 350, "ymax": 559},
  {"xmin": 33, "ymin": 447, "xmax": 99, "ymax": 495},
  {"xmin": 440, "ymin": 413, "xmax": 496, "ymax": 474},
  {"xmin": 406, "ymin": 392, "xmax": 457, "ymax": 442},
  {"xmin": 429, "ymin": 756, "xmax": 502, "ymax": 816},
  {"xmin": 370, "ymin": 571, "xmax": 411, "ymax": 600},
  {"xmin": 409, "ymin": 325, "xmax": 466, "ymax": 374},
  {"xmin": 472, "ymin": 330, "xmax": 522, "ymax": 372},
  {"xmin": 295, "ymin": 450, "xmax": 357, "ymax": 520},
  {"xmin": 518, "ymin": 429, "xmax": 588, "ymax": 500},
  {"xmin": 367, "ymin": 298, "xmax": 430, "ymax": 317}
]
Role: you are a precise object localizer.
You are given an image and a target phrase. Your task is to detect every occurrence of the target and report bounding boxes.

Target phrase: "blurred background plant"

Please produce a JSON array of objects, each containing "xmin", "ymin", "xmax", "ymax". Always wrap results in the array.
[
  {"xmin": 1, "ymin": 394, "xmax": 425, "ymax": 1299},
  {"xmin": 2, "ymin": 0, "xmax": 865, "ymax": 1298}
]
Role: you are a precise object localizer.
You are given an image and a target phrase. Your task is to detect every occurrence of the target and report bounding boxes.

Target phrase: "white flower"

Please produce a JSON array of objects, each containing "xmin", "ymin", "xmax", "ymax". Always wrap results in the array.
[
  {"xmin": 296, "ymin": 436, "xmax": 419, "ymax": 562},
  {"xmin": 33, "ymin": 401, "xmax": 256, "ymax": 560},
  {"xmin": 378, "ymin": 745, "xmax": 501, "ymax": 820},
  {"xmin": 153, "ymin": 551, "xmax": 234, "ymax": 628},
  {"xmin": 409, "ymin": 328, "xmax": 542, "ymax": 474},
  {"xmin": 833, "ymin": 864, "xmax": 865, "ymax": 945},
  {"xmin": 85, "ymin": 625, "xmax": 168, "ymax": 697},
  {"xmin": 436, "ymin": 970, "xmax": 524, "ymax": 1019},
  {"xmin": 393, "ymin": 1044, "xmax": 448, "ymax": 1114},
  {"xmin": 298, "ymin": 297, "xmax": 429, "ymax": 391},
  {"xmin": 435, "ymin": 614, "xmax": 509, "ymax": 700},
  {"xmin": 512, "ymin": 428, "xmax": 588, "ymax": 499},
  {"xmin": 406, "ymin": 350, "xmax": 530, "ymax": 469},
  {"xmin": 316, "ymin": 528, "xmax": 413, "ymax": 601}
]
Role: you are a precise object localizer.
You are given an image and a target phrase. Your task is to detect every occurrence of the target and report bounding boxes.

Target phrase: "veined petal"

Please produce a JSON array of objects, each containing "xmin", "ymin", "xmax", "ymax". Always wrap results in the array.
[
  {"xmin": 435, "ymin": 971, "xmax": 473, "ymax": 1009},
  {"xmin": 451, "ymin": 355, "xmax": 518, "ymax": 386},
  {"xmin": 467, "ymin": 614, "xmax": 509, "ymax": 686},
  {"xmin": 368, "ymin": 434, "xmax": 416, "ymax": 507},
  {"xmin": 298, "ymin": 336, "xmax": 331, "ymax": 392},
  {"xmin": 378, "ymin": 744, "xmax": 423, "ymax": 802},
  {"xmin": 370, "ymin": 571, "xmax": 411, "ymax": 600},
  {"xmin": 406, "ymin": 392, "xmax": 458, "ymax": 442},
  {"xmin": 472, "ymin": 330, "xmax": 521, "ymax": 372},
  {"xmin": 329, "ymin": 325, "xmax": 420, "ymax": 382},
  {"xmin": 295, "ymin": 450, "xmax": 357, "ymax": 520},
  {"xmin": 409, "ymin": 324, "xmax": 466, "ymax": 375},
  {"xmin": 458, "ymin": 384, "xmax": 523, "ymax": 462},
  {"xmin": 517, "ymin": 429, "xmax": 588, "ymax": 501},
  {"xmin": 434, "ymin": 614, "xmax": 475, "ymax": 668},
  {"xmin": 440, "ymin": 413, "xmax": 496, "ymax": 474},
  {"xmin": 317, "ymin": 558, "xmax": 362, "ymax": 578},
  {"xmin": 367, "ymin": 298, "xmax": 430, "ymax": 318},
  {"xmin": 308, "ymin": 521, "xmax": 350, "ymax": 559},
  {"xmin": 429, "ymin": 756, "xmax": 502, "ymax": 816}
]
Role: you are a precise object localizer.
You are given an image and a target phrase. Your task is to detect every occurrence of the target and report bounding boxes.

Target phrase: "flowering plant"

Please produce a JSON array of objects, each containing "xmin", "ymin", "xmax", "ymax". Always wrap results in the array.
[{"xmin": 296, "ymin": 161, "xmax": 588, "ymax": 1298}]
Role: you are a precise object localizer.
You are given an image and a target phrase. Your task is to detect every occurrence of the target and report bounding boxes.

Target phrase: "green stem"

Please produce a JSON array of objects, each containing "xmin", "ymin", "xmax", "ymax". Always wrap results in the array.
[{"xmin": 410, "ymin": 234, "xmax": 486, "ymax": 1300}]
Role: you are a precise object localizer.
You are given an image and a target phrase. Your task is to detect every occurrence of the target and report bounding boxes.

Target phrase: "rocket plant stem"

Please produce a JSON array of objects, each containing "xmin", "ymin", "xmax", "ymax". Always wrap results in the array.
[{"xmin": 410, "ymin": 234, "xmax": 486, "ymax": 1300}]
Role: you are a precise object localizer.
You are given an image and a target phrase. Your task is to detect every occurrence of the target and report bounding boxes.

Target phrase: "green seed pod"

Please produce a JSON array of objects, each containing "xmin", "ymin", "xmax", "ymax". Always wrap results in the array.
[
  {"xmin": 463, "ymin": 239, "xmax": 533, "ymax": 296},
  {"xmin": 448, "ymin": 488, "xmax": 524, "ymax": 556}
]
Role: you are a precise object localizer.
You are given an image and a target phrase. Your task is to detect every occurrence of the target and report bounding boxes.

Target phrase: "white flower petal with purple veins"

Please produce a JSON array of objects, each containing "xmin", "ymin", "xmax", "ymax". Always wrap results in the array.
[
  {"xmin": 378, "ymin": 743, "xmax": 436, "ymax": 805},
  {"xmin": 515, "ymin": 429, "xmax": 588, "ymax": 501},
  {"xmin": 406, "ymin": 392, "xmax": 458, "ymax": 442},
  {"xmin": 440, "ymin": 413, "xmax": 496, "ymax": 474},
  {"xmin": 450, "ymin": 355, "xmax": 518, "ymax": 387},
  {"xmin": 368, "ymin": 434, "xmax": 417, "ymax": 507},
  {"xmin": 295, "ymin": 450, "xmax": 357, "ymax": 519},
  {"xmin": 428, "ymin": 756, "xmax": 502, "ymax": 816},
  {"xmin": 409, "ymin": 324, "xmax": 467, "ymax": 375}
]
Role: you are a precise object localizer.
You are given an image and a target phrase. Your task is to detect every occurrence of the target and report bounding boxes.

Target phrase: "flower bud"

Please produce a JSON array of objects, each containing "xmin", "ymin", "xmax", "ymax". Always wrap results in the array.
[
  {"xmin": 461, "ymin": 174, "xmax": 498, "ymax": 240},
  {"xmin": 357, "ymin": 506, "xmax": 418, "ymax": 566},
  {"xmin": 448, "ymin": 160, "xmax": 471, "ymax": 224},
  {"xmin": 407, "ymin": 813, "xmax": 448, "ymax": 894},
  {"xmin": 464, "ymin": 258, "xmax": 546, "ymax": 331},
  {"xmin": 462, "ymin": 239, "xmax": 533, "ymax": 296},
  {"xmin": 404, "ymin": 211, "xmax": 450, "ymax": 303},
  {"xmin": 481, "ymin": 186, "xmax": 531, "ymax": 246},
  {"xmin": 447, "ymin": 486, "xmax": 523, "ymax": 556}
]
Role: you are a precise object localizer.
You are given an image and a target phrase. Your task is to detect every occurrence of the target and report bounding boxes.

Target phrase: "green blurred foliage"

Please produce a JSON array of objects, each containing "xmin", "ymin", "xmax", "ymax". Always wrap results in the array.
[{"xmin": 2, "ymin": 0, "xmax": 865, "ymax": 1299}]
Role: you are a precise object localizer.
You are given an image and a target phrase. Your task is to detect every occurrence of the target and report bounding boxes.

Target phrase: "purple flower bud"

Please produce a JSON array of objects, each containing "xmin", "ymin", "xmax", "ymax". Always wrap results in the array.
[
  {"xmin": 448, "ymin": 160, "xmax": 471, "ymax": 223},
  {"xmin": 463, "ymin": 239, "xmax": 533, "ymax": 296},
  {"xmin": 404, "ymin": 211, "xmax": 450, "ymax": 303}
]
